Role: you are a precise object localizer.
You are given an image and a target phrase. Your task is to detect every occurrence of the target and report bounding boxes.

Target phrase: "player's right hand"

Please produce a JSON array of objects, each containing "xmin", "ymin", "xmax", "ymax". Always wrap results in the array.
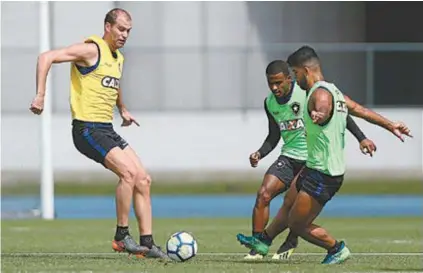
[
  {"xmin": 390, "ymin": 122, "xmax": 413, "ymax": 142},
  {"xmin": 249, "ymin": 151, "xmax": 261, "ymax": 168},
  {"xmin": 310, "ymin": 110, "xmax": 325, "ymax": 124},
  {"xmin": 29, "ymin": 95, "xmax": 45, "ymax": 115},
  {"xmin": 359, "ymin": 138, "xmax": 377, "ymax": 157}
]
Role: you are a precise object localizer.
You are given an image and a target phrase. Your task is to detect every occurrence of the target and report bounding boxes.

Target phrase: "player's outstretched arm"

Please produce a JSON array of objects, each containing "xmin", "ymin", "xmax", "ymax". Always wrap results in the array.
[
  {"xmin": 30, "ymin": 43, "xmax": 98, "ymax": 115},
  {"xmin": 308, "ymin": 88, "xmax": 333, "ymax": 125},
  {"xmin": 345, "ymin": 95, "xmax": 412, "ymax": 142},
  {"xmin": 250, "ymin": 99, "xmax": 280, "ymax": 167}
]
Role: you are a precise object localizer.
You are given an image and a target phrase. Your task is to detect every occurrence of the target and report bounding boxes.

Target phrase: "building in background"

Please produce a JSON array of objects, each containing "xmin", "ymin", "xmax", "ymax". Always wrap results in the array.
[{"xmin": 1, "ymin": 1, "xmax": 422, "ymax": 182}]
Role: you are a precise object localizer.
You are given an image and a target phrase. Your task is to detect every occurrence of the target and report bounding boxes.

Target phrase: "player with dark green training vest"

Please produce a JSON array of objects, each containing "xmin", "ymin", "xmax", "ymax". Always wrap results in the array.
[
  {"xmin": 237, "ymin": 60, "xmax": 377, "ymax": 261},
  {"xmin": 273, "ymin": 46, "xmax": 411, "ymax": 265}
]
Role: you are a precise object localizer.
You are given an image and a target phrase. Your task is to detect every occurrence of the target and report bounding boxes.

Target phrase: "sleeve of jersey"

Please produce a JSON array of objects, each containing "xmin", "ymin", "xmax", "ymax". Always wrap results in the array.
[
  {"xmin": 346, "ymin": 115, "xmax": 366, "ymax": 142},
  {"xmin": 257, "ymin": 99, "xmax": 281, "ymax": 158}
]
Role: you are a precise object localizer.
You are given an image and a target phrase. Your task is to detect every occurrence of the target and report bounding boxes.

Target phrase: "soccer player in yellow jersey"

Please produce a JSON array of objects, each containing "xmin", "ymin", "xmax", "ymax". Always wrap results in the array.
[{"xmin": 30, "ymin": 8, "xmax": 168, "ymax": 259}]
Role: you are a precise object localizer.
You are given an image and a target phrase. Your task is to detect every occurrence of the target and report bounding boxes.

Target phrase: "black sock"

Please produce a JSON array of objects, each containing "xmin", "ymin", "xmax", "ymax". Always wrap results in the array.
[
  {"xmin": 140, "ymin": 235, "xmax": 154, "ymax": 248},
  {"xmin": 328, "ymin": 240, "xmax": 342, "ymax": 254},
  {"xmin": 261, "ymin": 230, "xmax": 273, "ymax": 246},
  {"xmin": 114, "ymin": 226, "xmax": 129, "ymax": 241}
]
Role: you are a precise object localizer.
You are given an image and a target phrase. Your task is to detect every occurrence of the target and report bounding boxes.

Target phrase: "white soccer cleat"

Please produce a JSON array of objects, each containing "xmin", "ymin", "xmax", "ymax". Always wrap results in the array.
[
  {"xmin": 271, "ymin": 248, "xmax": 295, "ymax": 260},
  {"xmin": 244, "ymin": 250, "xmax": 264, "ymax": 260}
]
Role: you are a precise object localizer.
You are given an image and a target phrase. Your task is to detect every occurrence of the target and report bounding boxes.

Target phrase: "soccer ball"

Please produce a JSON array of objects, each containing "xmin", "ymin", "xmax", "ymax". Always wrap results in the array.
[{"xmin": 166, "ymin": 231, "xmax": 198, "ymax": 262}]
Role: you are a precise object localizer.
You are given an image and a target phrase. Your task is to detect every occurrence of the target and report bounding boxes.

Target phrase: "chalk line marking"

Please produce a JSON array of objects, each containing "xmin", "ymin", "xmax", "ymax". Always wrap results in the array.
[{"xmin": 2, "ymin": 252, "xmax": 422, "ymax": 257}]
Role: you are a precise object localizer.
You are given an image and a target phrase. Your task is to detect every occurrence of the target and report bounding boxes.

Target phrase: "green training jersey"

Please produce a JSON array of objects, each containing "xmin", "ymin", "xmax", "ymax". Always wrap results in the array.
[
  {"xmin": 265, "ymin": 82, "xmax": 307, "ymax": 161},
  {"xmin": 304, "ymin": 81, "xmax": 348, "ymax": 176}
]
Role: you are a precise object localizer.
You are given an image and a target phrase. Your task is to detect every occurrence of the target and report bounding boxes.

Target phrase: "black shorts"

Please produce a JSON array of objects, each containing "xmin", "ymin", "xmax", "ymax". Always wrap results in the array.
[
  {"xmin": 296, "ymin": 167, "xmax": 344, "ymax": 206},
  {"xmin": 265, "ymin": 155, "xmax": 305, "ymax": 188},
  {"xmin": 72, "ymin": 119, "xmax": 128, "ymax": 166}
]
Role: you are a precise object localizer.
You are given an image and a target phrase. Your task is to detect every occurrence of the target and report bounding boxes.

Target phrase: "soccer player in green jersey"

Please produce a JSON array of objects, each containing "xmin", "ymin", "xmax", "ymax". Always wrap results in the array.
[
  {"xmin": 268, "ymin": 46, "xmax": 410, "ymax": 264},
  {"xmin": 238, "ymin": 60, "xmax": 377, "ymax": 260}
]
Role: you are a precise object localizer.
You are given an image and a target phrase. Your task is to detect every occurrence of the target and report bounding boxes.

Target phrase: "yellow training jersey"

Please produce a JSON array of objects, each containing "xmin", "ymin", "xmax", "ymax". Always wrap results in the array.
[{"xmin": 70, "ymin": 35, "xmax": 124, "ymax": 123}]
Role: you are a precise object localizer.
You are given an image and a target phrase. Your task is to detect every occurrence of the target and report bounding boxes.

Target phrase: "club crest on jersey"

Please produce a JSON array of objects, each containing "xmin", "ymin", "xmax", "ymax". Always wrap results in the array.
[
  {"xmin": 101, "ymin": 76, "xmax": 120, "ymax": 90},
  {"xmin": 279, "ymin": 118, "xmax": 305, "ymax": 131},
  {"xmin": 291, "ymin": 102, "xmax": 300, "ymax": 116}
]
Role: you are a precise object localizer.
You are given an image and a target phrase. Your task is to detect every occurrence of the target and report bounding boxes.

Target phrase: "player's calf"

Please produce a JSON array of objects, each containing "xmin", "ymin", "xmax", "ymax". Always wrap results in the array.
[
  {"xmin": 131, "ymin": 174, "xmax": 168, "ymax": 259},
  {"xmin": 252, "ymin": 175, "xmax": 285, "ymax": 234},
  {"xmin": 252, "ymin": 187, "xmax": 272, "ymax": 229}
]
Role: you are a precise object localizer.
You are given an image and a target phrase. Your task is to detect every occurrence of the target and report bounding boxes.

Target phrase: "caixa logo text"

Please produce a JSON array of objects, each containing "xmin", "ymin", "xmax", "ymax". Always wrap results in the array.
[
  {"xmin": 279, "ymin": 118, "xmax": 305, "ymax": 131},
  {"xmin": 101, "ymin": 76, "xmax": 120, "ymax": 90}
]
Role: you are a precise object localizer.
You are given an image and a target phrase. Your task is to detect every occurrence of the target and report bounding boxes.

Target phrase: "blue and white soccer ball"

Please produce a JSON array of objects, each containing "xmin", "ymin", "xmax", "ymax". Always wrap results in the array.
[{"xmin": 166, "ymin": 231, "xmax": 198, "ymax": 262}]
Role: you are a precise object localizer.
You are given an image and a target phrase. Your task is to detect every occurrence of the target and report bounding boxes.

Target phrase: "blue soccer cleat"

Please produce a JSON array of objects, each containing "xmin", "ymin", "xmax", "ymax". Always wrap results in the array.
[
  {"xmin": 236, "ymin": 233, "xmax": 270, "ymax": 256},
  {"xmin": 321, "ymin": 241, "xmax": 351, "ymax": 264}
]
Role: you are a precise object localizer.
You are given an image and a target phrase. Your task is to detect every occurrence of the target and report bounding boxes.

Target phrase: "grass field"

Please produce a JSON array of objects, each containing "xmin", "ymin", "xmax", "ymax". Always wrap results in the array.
[
  {"xmin": 2, "ymin": 217, "xmax": 422, "ymax": 272},
  {"xmin": 3, "ymin": 179, "xmax": 423, "ymax": 195}
]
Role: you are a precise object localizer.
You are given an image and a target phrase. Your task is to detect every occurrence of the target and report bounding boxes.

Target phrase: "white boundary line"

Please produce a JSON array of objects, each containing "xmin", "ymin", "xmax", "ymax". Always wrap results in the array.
[{"xmin": 1, "ymin": 252, "xmax": 422, "ymax": 257}]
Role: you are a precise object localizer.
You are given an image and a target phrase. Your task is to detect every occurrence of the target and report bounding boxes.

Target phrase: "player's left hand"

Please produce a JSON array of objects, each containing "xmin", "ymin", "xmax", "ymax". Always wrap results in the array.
[
  {"xmin": 359, "ymin": 138, "xmax": 377, "ymax": 157},
  {"xmin": 390, "ymin": 122, "xmax": 412, "ymax": 142},
  {"xmin": 120, "ymin": 110, "xmax": 140, "ymax": 127},
  {"xmin": 310, "ymin": 110, "xmax": 325, "ymax": 124}
]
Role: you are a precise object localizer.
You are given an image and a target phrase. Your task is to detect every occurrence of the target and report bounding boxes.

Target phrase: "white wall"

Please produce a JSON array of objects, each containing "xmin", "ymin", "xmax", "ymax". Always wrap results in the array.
[
  {"xmin": 2, "ymin": 109, "xmax": 421, "ymax": 180},
  {"xmin": 1, "ymin": 1, "xmax": 369, "ymax": 113}
]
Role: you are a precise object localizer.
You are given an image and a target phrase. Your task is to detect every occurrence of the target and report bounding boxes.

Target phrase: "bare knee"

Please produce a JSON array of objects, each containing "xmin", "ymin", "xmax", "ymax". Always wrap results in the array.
[
  {"xmin": 255, "ymin": 187, "xmax": 272, "ymax": 208},
  {"xmin": 120, "ymin": 166, "xmax": 139, "ymax": 187},
  {"xmin": 139, "ymin": 173, "xmax": 151, "ymax": 187},
  {"xmin": 134, "ymin": 172, "xmax": 151, "ymax": 194}
]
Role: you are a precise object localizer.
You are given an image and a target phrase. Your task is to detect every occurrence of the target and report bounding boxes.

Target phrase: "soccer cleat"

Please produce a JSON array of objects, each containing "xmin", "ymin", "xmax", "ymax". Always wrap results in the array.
[
  {"xmin": 236, "ymin": 233, "xmax": 270, "ymax": 256},
  {"xmin": 243, "ymin": 249, "xmax": 264, "ymax": 260},
  {"xmin": 145, "ymin": 245, "xmax": 170, "ymax": 260},
  {"xmin": 321, "ymin": 241, "xmax": 351, "ymax": 264},
  {"xmin": 271, "ymin": 241, "xmax": 297, "ymax": 260},
  {"xmin": 112, "ymin": 235, "xmax": 149, "ymax": 258}
]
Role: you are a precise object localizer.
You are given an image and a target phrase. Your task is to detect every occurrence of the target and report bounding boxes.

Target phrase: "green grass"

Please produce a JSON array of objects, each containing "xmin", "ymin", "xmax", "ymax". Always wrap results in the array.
[
  {"xmin": 2, "ymin": 217, "xmax": 422, "ymax": 272},
  {"xmin": 2, "ymin": 179, "xmax": 423, "ymax": 196}
]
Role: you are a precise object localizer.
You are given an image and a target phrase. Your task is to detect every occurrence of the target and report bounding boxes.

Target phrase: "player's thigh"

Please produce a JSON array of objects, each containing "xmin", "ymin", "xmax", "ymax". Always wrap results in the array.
[
  {"xmin": 260, "ymin": 174, "xmax": 286, "ymax": 198},
  {"xmin": 261, "ymin": 155, "xmax": 298, "ymax": 196},
  {"xmin": 105, "ymin": 130, "xmax": 146, "ymax": 180},
  {"xmin": 288, "ymin": 190, "xmax": 323, "ymax": 229},
  {"xmin": 281, "ymin": 165, "xmax": 305, "ymax": 209},
  {"xmin": 122, "ymin": 145, "xmax": 150, "ymax": 182},
  {"xmin": 109, "ymin": 129, "xmax": 149, "ymax": 179},
  {"xmin": 104, "ymin": 147, "xmax": 138, "ymax": 180}
]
